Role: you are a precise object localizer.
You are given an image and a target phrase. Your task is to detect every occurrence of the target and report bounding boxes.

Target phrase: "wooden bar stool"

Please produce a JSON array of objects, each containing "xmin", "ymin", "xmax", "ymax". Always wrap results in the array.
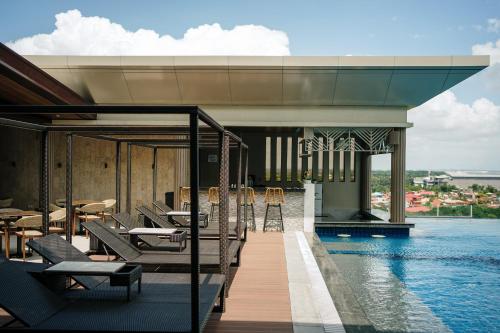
[
  {"xmin": 263, "ymin": 187, "xmax": 285, "ymax": 232},
  {"xmin": 180, "ymin": 187, "xmax": 191, "ymax": 211},
  {"xmin": 208, "ymin": 187, "xmax": 219, "ymax": 223},
  {"xmin": 238, "ymin": 187, "xmax": 256, "ymax": 231}
]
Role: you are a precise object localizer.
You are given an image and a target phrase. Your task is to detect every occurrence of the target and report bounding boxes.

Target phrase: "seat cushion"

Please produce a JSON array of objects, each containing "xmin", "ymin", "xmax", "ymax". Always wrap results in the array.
[
  {"xmin": 15, "ymin": 230, "xmax": 43, "ymax": 237},
  {"xmin": 78, "ymin": 215, "xmax": 102, "ymax": 220},
  {"xmin": 49, "ymin": 227, "xmax": 65, "ymax": 233}
]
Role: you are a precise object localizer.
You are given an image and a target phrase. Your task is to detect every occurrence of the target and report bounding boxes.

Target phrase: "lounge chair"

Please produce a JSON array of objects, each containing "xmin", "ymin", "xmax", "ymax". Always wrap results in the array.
[
  {"xmin": 152, "ymin": 201, "xmax": 195, "ymax": 227},
  {"xmin": 27, "ymin": 233, "xmax": 109, "ymax": 289},
  {"xmin": 111, "ymin": 212, "xmax": 188, "ymax": 251},
  {"xmin": 137, "ymin": 205, "xmax": 187, "ymax": 229},
  {"xmin": 82, "ymin": 220, "xmax": 241, "ymax": 273},
  {"xmin": 0, "ymin": 260, "xmax": 225, "ymax": 331},
  {"xmin": 139, "ymin": 205, "xmax": 247, "ymax": 240},
  {"xmin": 152, "ymin": 200, "xmax": 208, "ymax": 228}
]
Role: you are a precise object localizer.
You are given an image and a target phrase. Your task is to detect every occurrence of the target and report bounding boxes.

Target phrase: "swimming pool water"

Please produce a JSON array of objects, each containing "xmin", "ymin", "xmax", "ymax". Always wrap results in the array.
[{"xmin": 320, "ymin": 218, "xmax": 500, "ymax": 333}]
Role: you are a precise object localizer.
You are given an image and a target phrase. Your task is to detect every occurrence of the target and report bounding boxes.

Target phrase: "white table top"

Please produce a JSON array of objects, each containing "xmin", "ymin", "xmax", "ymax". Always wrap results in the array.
[
  {"xmin": 128, "ymin": 227, "xmax": 177, "ymax": 235},
  {"xmin": 45, "ymin": 261, "xmax": 125, "ymax": 274},
  {"xmin": 165, "ymin": 211, "xmax": 202, "ymax": 216}
]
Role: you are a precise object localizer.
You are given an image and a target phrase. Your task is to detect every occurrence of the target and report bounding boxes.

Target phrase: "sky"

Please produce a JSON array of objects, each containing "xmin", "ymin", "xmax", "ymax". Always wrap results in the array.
[{"xmin": 0, "ymin": 0, "xmax": 499, "ymax": 171}]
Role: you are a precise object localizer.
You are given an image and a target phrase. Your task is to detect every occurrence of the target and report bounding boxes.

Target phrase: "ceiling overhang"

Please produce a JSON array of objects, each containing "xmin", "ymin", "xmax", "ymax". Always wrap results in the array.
[{"xmin": 26, "ymin": 55, "xmax": 489, "ymax": 110}]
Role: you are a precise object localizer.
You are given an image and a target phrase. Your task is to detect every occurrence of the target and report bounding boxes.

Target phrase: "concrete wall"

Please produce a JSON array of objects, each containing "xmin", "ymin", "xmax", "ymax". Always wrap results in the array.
[
  {"xmin": 0, "ymin": 128, "xmax": 177, "ymax": 213},
  {"xmin": 50, "ymin": 134, "xmax": 176, "ymax": 214},
  {"xmin": 322, "ymin": 152, "xmax": 362, "ymax": 220},
  {"xmin": 0, "ymin": 127, "xmax": 41, "ymax": 209}
]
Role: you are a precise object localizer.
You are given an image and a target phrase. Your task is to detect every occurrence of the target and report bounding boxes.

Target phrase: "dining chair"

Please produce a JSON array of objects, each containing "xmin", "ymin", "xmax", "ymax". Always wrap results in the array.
[
  {"xmin": 263, "ymin": 187, "xmax": 285, "ymax": 232},
  {"xmin": 102, "ymin": 199, "xmax": 117, "ymax": 224},
  {"xmin": 55, "ymin": 198, "xmax": 66, "ymax": 207},
  {"xmin": 77, "ymin": 203, "xmax": 106, "ymax": 238},
  {"xmin": 14, "ymin": 215, "xmax": 43, "ymax": 261},
  {"xmin": 180, "ymin": 187, "xmax": 191, "ymax": 211},
  {"xmin": 208, "ymin": 187, "xmax": 219, "ymax": 223},
  {"xmin": 0, "ymin": 222, "xmax": 3, "ymax": 255},
  {"xmin": 1, "ymin": 220, "xmax": 14, "ymax": 258},
  {"xmin": 49, "ymin": 203, "xmax": 62, "ymax": 212},
  {"xmin": 49, "ymin": 209, "xmax": 66, "ymax": 234}
]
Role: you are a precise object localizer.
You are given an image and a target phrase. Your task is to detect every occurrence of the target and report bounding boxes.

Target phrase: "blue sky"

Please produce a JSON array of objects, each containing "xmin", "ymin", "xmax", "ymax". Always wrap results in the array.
[{"xmin": 1, "ymin": 1, "xmax": 499, "ymax": 170}]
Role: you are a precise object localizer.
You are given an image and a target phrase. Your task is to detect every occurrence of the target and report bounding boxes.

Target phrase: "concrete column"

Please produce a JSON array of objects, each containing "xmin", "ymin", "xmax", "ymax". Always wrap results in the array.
[
  {"xmin": 303, "ymin": 183, "xmax": 315, "ymax": 232},
  {"xmin": 390, "ymin": 128, "xmax": 406, "ymax": 223},
  {"xmin": 360, "ymin": 152, "xmax": 372, "ymax": 212}
]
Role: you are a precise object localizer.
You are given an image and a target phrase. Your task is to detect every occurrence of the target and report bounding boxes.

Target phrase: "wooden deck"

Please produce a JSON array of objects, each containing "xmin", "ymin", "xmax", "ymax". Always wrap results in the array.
[{"xmin": 205, "ymin": 231, "xmax": 293, "ymax": 333}]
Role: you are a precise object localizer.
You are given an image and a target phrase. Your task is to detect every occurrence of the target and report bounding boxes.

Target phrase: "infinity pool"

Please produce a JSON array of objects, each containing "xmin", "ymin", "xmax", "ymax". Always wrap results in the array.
[{"xmin": 320, "ymin": 218, "xmax": 500, "ymax": 333}]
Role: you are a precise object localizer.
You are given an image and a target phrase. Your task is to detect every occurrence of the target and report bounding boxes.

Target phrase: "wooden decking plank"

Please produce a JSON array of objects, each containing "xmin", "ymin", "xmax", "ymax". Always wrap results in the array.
[{"xmin": 206, "ymin": 231, "xmax": 293, "ymax": 332}]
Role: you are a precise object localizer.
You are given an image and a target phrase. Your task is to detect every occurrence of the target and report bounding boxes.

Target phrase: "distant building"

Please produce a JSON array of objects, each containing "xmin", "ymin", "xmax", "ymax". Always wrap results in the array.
[
  {"xmin": 412, "ymin": 173, "xmax": 451, "ymax": 187},
  {"xmin": 446, "ymin": 171, "xmax": 500, "ymax": 190}
]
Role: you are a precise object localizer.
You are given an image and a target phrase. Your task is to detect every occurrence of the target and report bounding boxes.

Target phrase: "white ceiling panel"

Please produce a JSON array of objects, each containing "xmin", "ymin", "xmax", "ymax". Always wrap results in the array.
[
  {"xmin": 385, "ymin": 69, "xmax": 448, "ymax": 107},
  {"xmin": 283, "ymin": 70, "xmax": 336, "ymax": 105},
  {"xmin": 79, "ymin": 70, "xmax": 132, "ymax": 103},
  {"xmin": 44, "ymin": 68, "xmax": 92, "ymax": 101},
  {"xmin": 441, "ymin": 69, "xmax": 482, "ymax": 91},
  {"xmin": 229, "ymin": 70, "xmax": 282, "ymax": 105},
  {"xmin": 334, "ymin": 69, "xmax": 392, "ymax": 105},
  {"xmin": 123, "ymin": 71, "xmax": 181, "ymax": 104},
  {"xmin": 176, "ymin": 70, "xmax": 230, "ymax": 104}
]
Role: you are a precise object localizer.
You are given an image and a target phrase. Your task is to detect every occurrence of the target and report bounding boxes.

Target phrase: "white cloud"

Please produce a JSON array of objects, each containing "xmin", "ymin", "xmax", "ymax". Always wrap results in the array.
[
  {"xmin": 405, "ymin": 91, "xmax": 500, "ymax": 170},
  {"xmin": 472, "ymin": 39, "xmax": 500, "ymax": 64},
  {"xmin": 487, "ymin": 18, "xmax": 500, "ymax": 33},
  {"xmin": 6, "ymin": 9, "xmax": 290, "ymax": 56}
]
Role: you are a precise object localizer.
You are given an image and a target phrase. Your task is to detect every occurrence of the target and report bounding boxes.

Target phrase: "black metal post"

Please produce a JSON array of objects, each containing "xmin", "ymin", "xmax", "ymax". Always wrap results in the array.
[
  {"xmin": 126, "ymin": 143, "xmax": 132, "ymax": 214},
  {"xmin": 244, "ymin": 148, "xmax": 249, "ymax": 231},
  {"xmin": 153, "ymin": 147, "xmax": 158, "ymax": 203},
  {"xmin": 41, "ymin": 131, "xmax": 49, "ymax": 236},
  {"xmin": 115, "ymin": 142, "xmax": 121, "ymax": 213},
  {"xmin": 65, "ymin": 133, "xmax": 73, "ymax": 243},
  {"xmin": 236, "ymin": 143, "xmax": 242, "ymax": 241},
  {"xmin": 189, "ymin": 112, "xmax": 200, "ymax": 333}
]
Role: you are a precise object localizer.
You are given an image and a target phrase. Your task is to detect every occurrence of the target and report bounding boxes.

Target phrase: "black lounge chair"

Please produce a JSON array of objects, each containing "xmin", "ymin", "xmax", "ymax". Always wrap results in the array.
[
  {"xmin": 151, "ymin": 201, "xmax": 206, "ymax": 227},
  {"xmin": 82, "ymin": 220, "xmax": 241, "ymax": 272},
  {"xmin": 137, "ymin": 205, "xmax": 188, "ymax": 229},
  {"xmin": 139, "ymin": 205, "xmax": 247, "ymax": 240},
  {"xmin": 111, "ymin": 212, "xmax": 179, "ymax": 250},
  {"xmin": 0, "ymin": 260, "xmax": 225, "ymax": 331},
  {"xmin": 27, "ymin": 234, "xmax": 108, "ymax": 289},
  {"xmin": 152, "ymin": 201, "xmax": 208, "ymax": 227}
]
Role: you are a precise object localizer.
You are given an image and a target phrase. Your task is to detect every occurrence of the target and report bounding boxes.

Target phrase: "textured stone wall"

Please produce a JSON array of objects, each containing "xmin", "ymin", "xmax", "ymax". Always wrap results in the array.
[
  {"xmin": 0, "ymin": 127, "xmax": 41, "ymax": 209},
  {"xmin": 50, "ymin": 134, "xmax": 176, "ymax": 216},
  {"xmin": 199, "ymin": 190, "xmax": 304, "ymax": 231}
]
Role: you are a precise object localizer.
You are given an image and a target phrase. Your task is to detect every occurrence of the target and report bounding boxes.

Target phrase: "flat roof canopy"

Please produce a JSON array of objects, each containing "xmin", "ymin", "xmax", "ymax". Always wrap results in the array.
[{"xmin": 26, "ymin": 55, "xmax": 489, "ymax": 110}]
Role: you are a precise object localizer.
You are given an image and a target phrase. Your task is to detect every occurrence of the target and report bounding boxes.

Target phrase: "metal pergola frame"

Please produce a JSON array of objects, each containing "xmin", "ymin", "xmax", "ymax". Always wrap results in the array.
[
  {"xmin": 72, "ymin": 133, "xmax": 247, "ymax": 214},
  {"xmin": 0, "ymin": 104, "xmax": 248, "ymax": 333}
]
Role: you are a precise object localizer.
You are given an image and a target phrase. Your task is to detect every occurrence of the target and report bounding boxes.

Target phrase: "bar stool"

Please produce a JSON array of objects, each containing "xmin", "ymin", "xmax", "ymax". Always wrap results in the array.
[
  {"xmin": 208, "ymin": 187, "xmax": 219, "ymax": 223},
  {"xmin": 180, "ymin": 187, "xmax": 191, "ymax": 211},
  {"xmin": 263, "ymin": 187, "xmax": 285, "ymax": 232},
  {"xmin": 238, "ymin": 187, "xmax": 256, "ymax": 231}
]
